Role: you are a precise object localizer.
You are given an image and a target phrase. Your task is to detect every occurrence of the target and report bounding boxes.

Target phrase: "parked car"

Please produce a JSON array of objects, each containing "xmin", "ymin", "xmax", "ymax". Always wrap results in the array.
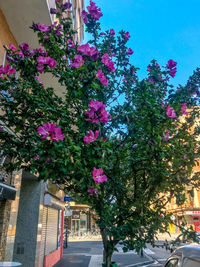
[
  {"xmin": 163, "ymin": 245, "xmax": 200, "ymax": 267},
  {"xmin": 169, "ymin": 232, "xmax": 200, "ymax": 252}
]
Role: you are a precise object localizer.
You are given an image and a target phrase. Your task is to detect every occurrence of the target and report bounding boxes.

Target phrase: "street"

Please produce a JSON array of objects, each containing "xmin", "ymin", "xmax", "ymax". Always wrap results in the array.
[{"xmin": 54, "ymin": 240, "xmax": 172, "ymax": 267}]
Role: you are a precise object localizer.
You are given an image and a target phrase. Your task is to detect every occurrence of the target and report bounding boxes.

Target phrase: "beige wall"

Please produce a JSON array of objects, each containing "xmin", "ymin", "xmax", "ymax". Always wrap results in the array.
[{"xmin": 0, "ymin": 8, "xmax": 18, "ymax": 64}]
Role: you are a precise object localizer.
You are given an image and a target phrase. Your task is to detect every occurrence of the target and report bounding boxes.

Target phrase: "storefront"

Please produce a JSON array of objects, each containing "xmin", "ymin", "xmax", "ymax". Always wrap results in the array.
[
  {"xmin": 177, "ymin": 210, "xmax": 200, "ymax": 232},
  {"xmin": 66, "ymin": 202, "xmax": 100, "ymax": 238},
  {"xmin": 40, "ymin": 193, "xmax": 65, "ymax": 267}
]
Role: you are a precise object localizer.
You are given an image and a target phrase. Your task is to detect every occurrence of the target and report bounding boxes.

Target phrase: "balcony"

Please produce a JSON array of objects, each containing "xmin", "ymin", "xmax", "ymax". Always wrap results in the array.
[{"xmin": 0, "ymin": 0, "xmax": 53, "ymax": 48}]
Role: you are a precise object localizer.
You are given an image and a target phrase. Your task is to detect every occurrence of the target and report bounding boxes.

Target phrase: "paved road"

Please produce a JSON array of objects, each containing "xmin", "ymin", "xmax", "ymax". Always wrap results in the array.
[{"xmin": 54, "ymin": 241, "xmax": 172, "ymax": 267}]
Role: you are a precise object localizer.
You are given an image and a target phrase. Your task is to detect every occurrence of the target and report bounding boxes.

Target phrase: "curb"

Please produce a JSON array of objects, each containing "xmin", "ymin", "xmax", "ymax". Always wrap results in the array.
[{"xmin": 126, "ymin": 260, "xmax": 155, "ymax": 267}]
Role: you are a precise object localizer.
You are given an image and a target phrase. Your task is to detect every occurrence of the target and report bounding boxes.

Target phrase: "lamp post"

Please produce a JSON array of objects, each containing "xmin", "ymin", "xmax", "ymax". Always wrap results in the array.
[{"xmin": 65, "ymin": 207, "xmax": 68, "ymax": 248}]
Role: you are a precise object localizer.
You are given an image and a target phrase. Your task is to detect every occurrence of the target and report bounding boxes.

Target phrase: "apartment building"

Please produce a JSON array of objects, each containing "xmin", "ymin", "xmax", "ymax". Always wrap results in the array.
[{"xmin": 0, "ymin": 1, "xmax": 84, "ymax": 266}]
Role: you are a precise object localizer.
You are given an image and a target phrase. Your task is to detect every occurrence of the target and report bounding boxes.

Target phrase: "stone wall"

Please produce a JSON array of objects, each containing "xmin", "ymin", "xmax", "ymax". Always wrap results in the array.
[{"xmin": 0, "ymin": 199, "xmax": 11, "ymax": 260}]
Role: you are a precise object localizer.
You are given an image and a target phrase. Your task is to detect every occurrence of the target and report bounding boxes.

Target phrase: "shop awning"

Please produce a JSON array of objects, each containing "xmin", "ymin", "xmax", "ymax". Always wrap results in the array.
[
  {"xmin": 0, "ymin": 182, "xmax": 17, "ymax": 200},
  {"xmin": 44, "ymin": 193, "xmax": 65, "ymax": 210}
]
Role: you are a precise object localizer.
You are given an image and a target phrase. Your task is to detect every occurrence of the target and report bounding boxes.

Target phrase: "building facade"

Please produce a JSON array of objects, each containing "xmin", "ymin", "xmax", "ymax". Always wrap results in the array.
[{"xmin": 0, "ymin": 0, "xmax": 84, "ymax": 266}]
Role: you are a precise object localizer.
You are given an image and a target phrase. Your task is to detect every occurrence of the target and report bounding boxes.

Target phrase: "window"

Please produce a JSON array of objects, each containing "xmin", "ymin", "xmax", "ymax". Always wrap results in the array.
[
  {"xmin": 165, "ymin": 258, "xmax": 179, "ymax": 267},
  {"xmin": 183, "ymin": 258, "xmax": 200, "ymax": 267}
]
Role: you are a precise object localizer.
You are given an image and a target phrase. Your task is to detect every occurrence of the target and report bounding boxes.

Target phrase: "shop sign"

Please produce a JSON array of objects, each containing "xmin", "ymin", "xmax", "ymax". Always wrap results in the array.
[
  {"xmin": 72, "ymin": 211, "xmax": 80, "ymax": 219},
  {"xmin": 65, "ymin": 209, "xmax": 72, "ymax": 216},
  {"xmin": 177, "ymin": 211, "xmax": 200, "ymax": 216},
  {"xmin": 0, "ymin": 182, "xmax": 16, "ymax": 200},
  {"xmin": 64, "ymin": 196, "xmax": 72, "ymax": 202}
]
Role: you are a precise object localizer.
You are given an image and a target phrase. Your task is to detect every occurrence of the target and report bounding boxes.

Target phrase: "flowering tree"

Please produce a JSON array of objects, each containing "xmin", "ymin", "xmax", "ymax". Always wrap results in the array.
[{"xmin": 1, "ymin": 1, "xmax": 200, "ymax": 266}]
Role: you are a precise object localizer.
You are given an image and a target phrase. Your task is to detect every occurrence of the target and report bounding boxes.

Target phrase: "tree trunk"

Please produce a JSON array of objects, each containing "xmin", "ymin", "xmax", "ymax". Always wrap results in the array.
[{"xmin": 100, "ymin": 228, "xmax": 114, "ymax": 267}]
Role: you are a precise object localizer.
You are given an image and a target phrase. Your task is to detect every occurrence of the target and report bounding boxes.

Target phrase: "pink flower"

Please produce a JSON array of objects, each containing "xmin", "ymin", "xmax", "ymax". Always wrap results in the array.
[
  {"xmin": 89, "ymin": 100, "xmax": 106, "ymax": 111},
  {"xmin": 101, "ymin": 54, "xmax": 115, "ymax": 72},
  {"xmin": 97, "ymin": 70, "xmax": 108, "ymax": 86},
  {"xmin": 37, "ymin": 123, "xmax": 65, "ymax": 142},
  {"xmin": 19, "ymin": 43, "xmax": 30, "ymax": 51},
  {"xmin": 167, "ymin": 59, "xmax": 177, "ymax": 69},
  {"xmin": 166, "ymin": 105, "xmax": 176, "ymax": 119},
  {"xmin": 71, "ymin": 55, "xmax": 84, "ymax": 68},
  {"xmin": 81, "ymin": 10, "xmax": 89, "ymax": 24},
  {"xmin": 47, "ymin": 57, "xmax": 57, "ymax": 68},
  {"xmin": 147, "ymin": 64, "xmax": 151, "ymax": 72},
  {"xmin": 37, "ymin": 24, "xmax": 50, "ymax": 32},
  {"xmin": 125, "ymin": 31, "xmax": 130, "ymax": 40},
  {"xmin": 181, "ymin": 103, "xmax": 188, "ymax": 115},
  {"xmin": 37, "ymin": 56, "xmax": 48, "ymax": 65},
  {"xmin": 85, "ymin": 100, "xmax": 110, "ymax": 124},
  {"xmin": 101, "ymin": 53, "xmax": 110, "ymax": 65},
  {"xmin": 164, "ymin": 130, "xmax": 169, "ymax": 142},
  {"xmin": 83, "ymin": 130, "xmax": 99, "ymax": 143},
  {"xmin": 148, "ymin": 77, "xmax": 155, "ymax": 83},
  {"xmin": 92, "ymin": 167, "xmax": 107, "ymax": 184},
  {"xmin": 33, "ymin": 155, "xmax": 40, "ymax": 160},
  {"xmin": 16, "ymin": 51, "xmax": 24, "ymax": 59},
  {"xmin": 127, "ymin": 48, "xmax": 134, "ymax": 55},
  {"xmin": 168, "ymin": 68, "xmax": 177, "ymax": 78},
  {"xmin": 100, "ymin": 76, "xmax": 108, "ymax": 86},
  {"xmin": 0, "ymin": 65, "xmax": 16, "ymax": 76},
  {"xmin": 167, "ymin": 59, "xmax": 177, "ymax": 78},
  {"xmin": 110, "ymin": 29, "xmax": 115, "ymax": 36},
  {"xmin": 37, "ymin": 123, "xmax": 56, "ymax": 139},
  {"xmin": 77, "ymin": 43, "xmax": 99, "ymax": 58},
  {"xmin": 88, "ymin": 187, "xmax": 98, "ymax": 195},
  {"xmin": 51, "ymin": 127, "xmax": 65, "ymax": 142},
  {"xmin": 87, "ymin": 1, "xmax": 103, "ymax": 21},
  {"xmin": 9, "ymin": 44, "xmax": 17, "ymax": 50},
  {"xmin": 36, "ymin": 65, "xmax": 44, "ymax": 74},
  {"xmin": 77, "ymin": 43, "xmax": 90, "ymax": 55}
]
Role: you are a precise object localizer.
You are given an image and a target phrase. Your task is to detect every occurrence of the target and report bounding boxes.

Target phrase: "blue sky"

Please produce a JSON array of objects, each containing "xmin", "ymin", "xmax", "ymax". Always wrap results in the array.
[{"xmin": 84, "ymin": 0, "xmax": 200, "ymax": 87}]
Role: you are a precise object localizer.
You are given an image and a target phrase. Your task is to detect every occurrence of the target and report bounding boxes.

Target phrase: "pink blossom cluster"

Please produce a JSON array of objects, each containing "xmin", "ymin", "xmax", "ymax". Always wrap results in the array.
[
  {"xmin": 0, "ymin": 65, "xmax": 16, "ymax": 77},
  {"xmin": 77, "ymin": 43, "xmax": 99, "ymax": 60},
  {"xmin": 166, "ymin": 105, "xmax": 176, "ymax": 118},
  {"xmin": 180, "ymin": 103, "xmax": 188, "ymax": 115},
  {"xmin": 85, "ymin": 100, "xmax": 110, "ymax": 124},
  {"xmin": 101, "ymin": 54, "xmax": 116, "ymax": 72},
  {"xmin": 167, "ymin": 59, "xmax": 177, "ymax": 78},
  {"xmin": 125, "ymin": 32, "xmax": 131, "ymax": 40},
  {"xmin": 92, "ymin": 167, "xmax": 107, "ymax": 184},
  {"xmin": 9, "ymin": 44, "xmax": 24, "ymax": 59},
  {"xmin": 88, "ymin": 187, "xmax": 98, "ymax": 195},
  {"xmin": 83, "ymin": 130, "xmax": 99, "ymax": 143},
  {"xmin": 81, "ymin": 1, "xmax": 103, "ymax": 24},
  {"xmin": 33, "ymin": 23, "xmax": 50, "ymax": 33},
  {"xmin": 37, "ymin": 56, "xmax": 57, "ymax": 73},
  {"xmin": 71, "ymin": 55, "xmax": 84, "ymax": 68},
  {"xmin": 37, "ymin": 123, "xmax": 65, "ymax": 142},
  {"xmin": 110, "ymin": 29, "xmax": 115, "ymax": 36},
  {"xmin": 147, "ymin": 62, "xmax": 160, "ymax": 72},
  {"xmin": 96, "ymin": 70, "xmax": 108, "ymax": 86},
  {"xmin": 127, "ymin": 48, "xmax": 134, "ymax": 55}
]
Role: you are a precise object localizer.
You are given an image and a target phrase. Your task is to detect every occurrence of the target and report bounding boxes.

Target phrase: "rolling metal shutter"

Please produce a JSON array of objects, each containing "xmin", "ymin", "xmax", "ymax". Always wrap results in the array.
[
  {"xmin": 45, "ymin": 207, "xmax": 59, "ymax": 255},
  {"xmin": 40, "ymin": 206, "xmax": 48, "ymax": 267}
]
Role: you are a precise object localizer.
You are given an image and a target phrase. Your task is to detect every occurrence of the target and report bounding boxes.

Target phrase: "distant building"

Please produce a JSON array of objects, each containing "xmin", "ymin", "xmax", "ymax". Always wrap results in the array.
[{"xmin": 165, "ymin": 116, "xmax": 200, "ymax": 233}]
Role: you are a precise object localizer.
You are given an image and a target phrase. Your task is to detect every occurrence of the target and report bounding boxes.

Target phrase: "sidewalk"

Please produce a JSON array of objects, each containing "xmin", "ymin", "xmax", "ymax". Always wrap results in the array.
[{"xmin": 54, "ymin": 241, "xmax": 154, "ymax": 267}]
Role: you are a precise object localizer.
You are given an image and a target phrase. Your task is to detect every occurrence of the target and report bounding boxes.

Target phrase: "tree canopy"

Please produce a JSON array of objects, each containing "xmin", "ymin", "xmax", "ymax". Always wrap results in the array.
[{"xmin": 1, "ymin": 1, "xmax": 200, "ymax": 266}]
